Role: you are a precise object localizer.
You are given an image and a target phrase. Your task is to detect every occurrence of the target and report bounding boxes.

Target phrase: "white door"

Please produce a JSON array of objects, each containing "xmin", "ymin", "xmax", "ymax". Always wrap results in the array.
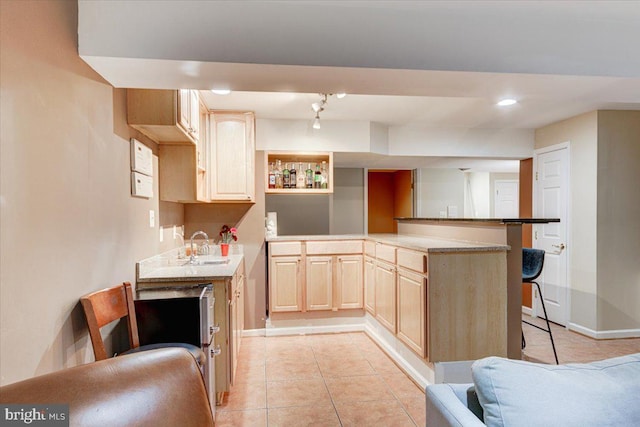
[
  {"xmin": 534, "ymin": 145, "xmax": 569, "ymax": 325},
  {"xmin": 494, "ymin": 180, "xmax": 519, "ymax": 218}
]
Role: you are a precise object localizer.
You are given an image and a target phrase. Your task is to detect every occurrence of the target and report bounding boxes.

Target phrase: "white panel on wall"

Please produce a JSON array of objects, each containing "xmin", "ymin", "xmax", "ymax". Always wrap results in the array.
[
  {"xmin": 131, "ymin": 172, "xmax": 153, "ymax": 198},
  {"xmin": 130, "ymin": 138, "xmax": 153, "ymax": 176}
]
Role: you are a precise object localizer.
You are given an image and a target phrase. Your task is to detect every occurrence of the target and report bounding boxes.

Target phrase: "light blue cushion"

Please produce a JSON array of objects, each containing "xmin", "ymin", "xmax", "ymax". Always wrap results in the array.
[{"xmin": 472, "ymin": 353, "xmax": 640, "ymax": 427}]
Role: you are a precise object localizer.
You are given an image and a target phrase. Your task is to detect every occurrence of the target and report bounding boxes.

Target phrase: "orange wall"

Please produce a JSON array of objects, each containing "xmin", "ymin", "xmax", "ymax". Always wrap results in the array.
[
  {"xmin": 393, "ymin": 170, "xmax": 413, "ymax": 219},
  {"xmin": 368, "ymin": 172, "xmax": 396, "ymax": 233},
  {"xmin": 368, "ymin": 170, "xmax": 413, "ymax": 233},
  {"xmin": 519, "ymin": 158, "xmax": 533, "ymax": 308}
]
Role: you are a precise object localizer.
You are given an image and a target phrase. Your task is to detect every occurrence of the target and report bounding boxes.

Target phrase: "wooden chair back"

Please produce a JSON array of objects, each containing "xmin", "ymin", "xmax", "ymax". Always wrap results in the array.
[{"xmin": 80, "ymin": 282, "xmax": 140, "ymax": 360}]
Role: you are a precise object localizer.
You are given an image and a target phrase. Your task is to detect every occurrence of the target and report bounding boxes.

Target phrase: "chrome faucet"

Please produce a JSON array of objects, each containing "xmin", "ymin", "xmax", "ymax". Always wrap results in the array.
[
  {"xmin": 174, "ymin": 230, "xmax": 186, "ymax": 258},
  {"xmin": 189, "ymin": 231, "xmax": 209, "ymax": 264}
]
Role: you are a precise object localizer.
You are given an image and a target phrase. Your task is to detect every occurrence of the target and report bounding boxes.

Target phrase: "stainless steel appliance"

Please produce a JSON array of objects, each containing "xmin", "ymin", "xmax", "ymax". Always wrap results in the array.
[{"xmin": 135, "ymin": 284, "xmax": 219, "ymax": 419}]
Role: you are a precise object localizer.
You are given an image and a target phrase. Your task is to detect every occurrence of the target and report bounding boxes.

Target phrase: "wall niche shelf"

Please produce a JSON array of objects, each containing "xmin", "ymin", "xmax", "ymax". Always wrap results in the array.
[{"xmin": 265, "ymin": 151, "xmax": 333, "ymax": 194}]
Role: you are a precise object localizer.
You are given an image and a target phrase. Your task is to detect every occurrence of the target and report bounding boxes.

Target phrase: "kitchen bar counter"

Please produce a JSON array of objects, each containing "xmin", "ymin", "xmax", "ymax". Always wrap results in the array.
[
  {"xmin": 394, "ymin": 218, "xmax": 561, "ymax": 360},
  {"xmin": 266, "ymin": 233, "xmax": 509, "ymax": 253},
  {"xmin": 395, "ymin": 217, "xmax": 560, "ymax": 224}
]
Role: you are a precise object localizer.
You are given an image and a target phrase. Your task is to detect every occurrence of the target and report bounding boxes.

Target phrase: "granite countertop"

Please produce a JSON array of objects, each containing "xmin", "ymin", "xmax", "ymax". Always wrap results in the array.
[
  {"xmin": 395, "ymin": 217, "xmax": 560, "ymax": 224},
  {"xmin": 136, "ymin": 246, "xmax": 244, "ymax": 284},
  {"xmin": 267, "ymin": 233, "xmax": 509, "ymax": 252}
]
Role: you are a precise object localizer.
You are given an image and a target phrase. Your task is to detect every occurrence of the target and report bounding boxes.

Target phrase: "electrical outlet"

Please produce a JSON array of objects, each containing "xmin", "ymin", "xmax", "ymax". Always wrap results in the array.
[{"xmin": 149, "ymin": 210, "xmax": 155, "ymax": 228}]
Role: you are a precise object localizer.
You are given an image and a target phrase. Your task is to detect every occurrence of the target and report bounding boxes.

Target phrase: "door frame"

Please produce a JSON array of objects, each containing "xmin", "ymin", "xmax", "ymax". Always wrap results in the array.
[{"xmin": 533, "ymin": 141, "xmax": 571, "ymax": 327}]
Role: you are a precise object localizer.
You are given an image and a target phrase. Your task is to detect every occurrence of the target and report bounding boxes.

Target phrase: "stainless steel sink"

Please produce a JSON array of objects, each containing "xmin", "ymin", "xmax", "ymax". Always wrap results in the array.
[{"xmin": 179, "ymin": 258, "xmax": 230, "ymax": 266}]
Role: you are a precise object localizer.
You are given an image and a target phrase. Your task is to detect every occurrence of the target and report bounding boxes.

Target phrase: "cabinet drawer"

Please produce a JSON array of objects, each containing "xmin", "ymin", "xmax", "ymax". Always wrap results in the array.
[
  {"xmin": 269, "ymin": 241, "xmax": 302, "ymax": 256},
  {"xmin": 364, "ymin": 241, "xmax": 376, "ymax": 257},
  {"xmin": 306, "ymin": 240, "xmax": 363, "ymax": 255},
  {"xmin": 397, "ymin": 248, "xmax": 428, "ymax": 274},
  {"xmin": 376, "ymin": 243, "xmax": 396, "ymax": 264}
]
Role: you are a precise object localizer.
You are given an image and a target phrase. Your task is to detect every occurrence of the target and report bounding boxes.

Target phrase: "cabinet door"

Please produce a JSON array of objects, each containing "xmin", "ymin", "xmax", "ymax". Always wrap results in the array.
[
  {"xmin": 364, "ymin": 256, "xmax": 376, "ymax": 315},
  {"xmin": 189, "ymin": 90, "xmax": 200, "ymax": 142},
  {"xmin": 196, "ymin": 102, "xmax": 209, "ymax": 201},
  {"xmin": 375, "ymin": 261, "xmax": 397, "ymax": 333},
  {"xmin": 306, "ymin": 256, "xmax": 333, "ymax": 311},
  {"xmin": 269, "ymin": 256, "xmax": 302, "ymax": 312},
  {"xmin": 337, "ymin": 255, "xmax": 363, "ymax": 309},
  {"xmin": 178, "ymin": 89, "xmax": 191, "ymax": 133},
  {"xmin": 397, "ymin": 268, "xmax": 427, "ymax": 358},
  {"xmin": 229, "ymin": 279, "xmax": 238, "ymax": 385},
  {"xmin": 210, "ymin": 112, "xmax": 255, "ymax": 202}
]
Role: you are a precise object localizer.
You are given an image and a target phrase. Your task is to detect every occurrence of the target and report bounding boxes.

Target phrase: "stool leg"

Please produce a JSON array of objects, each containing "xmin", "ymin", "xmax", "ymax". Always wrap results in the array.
[{"xmin": 533, "ymin": 281, "xmax": 559, "ymax": 364}]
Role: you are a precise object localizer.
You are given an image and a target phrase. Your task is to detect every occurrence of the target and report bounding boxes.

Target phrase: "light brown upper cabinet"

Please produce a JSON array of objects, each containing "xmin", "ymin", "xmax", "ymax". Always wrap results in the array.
[
  {"xmin": 209, "ymin": 112, "xmax": 255, "ymax": 202},
  {"xmin": 128, "ymin": 89, "xmax": 200, "ymax": 145},
  {"xmin": 158, "ymin": 100, "xmax": 209, "ymax": 202}
]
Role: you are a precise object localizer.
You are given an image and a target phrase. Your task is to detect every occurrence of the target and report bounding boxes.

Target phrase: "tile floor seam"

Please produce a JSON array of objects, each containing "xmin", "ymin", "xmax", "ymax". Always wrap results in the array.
[{"xmin": 312, "ymin": 342, "xmax": 346, "ymax": 427}]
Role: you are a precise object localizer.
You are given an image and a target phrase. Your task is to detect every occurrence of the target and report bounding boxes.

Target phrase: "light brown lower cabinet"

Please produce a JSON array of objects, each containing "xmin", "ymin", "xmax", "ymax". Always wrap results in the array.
[
  {"xmin": 364, "ymin": 256, "xmax": 376, "ymax": 315},
  {"xmin": 306, "ymin": 256, "xmax": 333, "ymax": 311},
  {"xmin": 268, "ymin": 240, "xmax": 507, "ymax": 363},
  {"xmin": 396, "ymin": 268, "xmax": 427, "ymax": 358},
  {"xmin": 230, "ymin": 259, "xmax": 245, "ymax": 384},
  {"xmin": 269, "ymin": 256, "xmax": 302, "ymax": 312},
  {"xmin": 269, "ymin": 241, "xmax": 364, "ymax": 313},
  {"xmin": 336, "ymin": 255, "xmax": 363, "ymax": 309},
  {"xmin": 374, "ymin": 260, "xmax": 397, "ymax": 333}
]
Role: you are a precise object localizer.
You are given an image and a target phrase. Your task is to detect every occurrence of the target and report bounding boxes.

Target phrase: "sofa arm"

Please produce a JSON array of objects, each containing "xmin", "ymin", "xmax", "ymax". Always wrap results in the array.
[
  {"xmin": 426, "ymin": 384, "xmax": 486, "ymax": 427},
  {"xmin": 0, "ymin": 348, "xmax": 213, "ymax": 427}
]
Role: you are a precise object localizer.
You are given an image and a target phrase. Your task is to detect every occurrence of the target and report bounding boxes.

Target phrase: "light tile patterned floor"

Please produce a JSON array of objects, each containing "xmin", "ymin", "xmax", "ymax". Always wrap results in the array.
[
  {"xmin": 216, "ymin": 332, "xmax": 423, "ymax": 427},
  {"xmin": 217, "ymin": 325, "xmax": 640, "ymax": 426},
  {"xmin": 522, "ymin": 314, "xmax": 640, "ymax": 364}
]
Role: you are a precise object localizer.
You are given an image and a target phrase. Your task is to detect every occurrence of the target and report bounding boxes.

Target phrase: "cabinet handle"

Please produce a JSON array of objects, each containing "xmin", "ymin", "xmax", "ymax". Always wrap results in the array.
[{"xmin": 211, "ymin": 345, "xmax": 222, "ymax": 357}]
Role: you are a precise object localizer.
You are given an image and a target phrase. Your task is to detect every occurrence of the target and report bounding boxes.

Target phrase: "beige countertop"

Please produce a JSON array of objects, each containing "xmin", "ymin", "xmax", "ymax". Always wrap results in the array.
[
  {"xmin": 266, "ymin": 233, "xmax": 509, "ymax": 252},
  {"xmin": 136, "ymin": 246, "xmax": 244, "ymax": 285}
]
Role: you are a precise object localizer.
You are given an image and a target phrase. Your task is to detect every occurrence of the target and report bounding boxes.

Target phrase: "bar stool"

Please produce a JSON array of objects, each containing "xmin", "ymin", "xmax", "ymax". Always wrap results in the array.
[{"xmin": 522, "ymin": 248, "xmax": 559, "ymax": 364}]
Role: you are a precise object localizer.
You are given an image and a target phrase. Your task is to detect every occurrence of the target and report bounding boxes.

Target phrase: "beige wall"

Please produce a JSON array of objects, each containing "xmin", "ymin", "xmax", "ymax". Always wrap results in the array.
[
  {"xmin": 536, "ymin": 110, "xmax": 640, "ymax": 334},
  {"xmin": 0, "ymin": 1, "xmax": 183, "ymax": 385},
  {"xmin": 535, "ymin": 111, "xmax": 599, "ymax": 330},
  {"xmin": 596, "ymin": 111, "xmax": 640, "ymax": 331}
]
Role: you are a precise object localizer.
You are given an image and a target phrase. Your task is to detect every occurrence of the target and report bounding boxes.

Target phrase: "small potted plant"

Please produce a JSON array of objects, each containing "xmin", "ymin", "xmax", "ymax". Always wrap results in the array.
[{"xmin": 219, "ymin": 225, "xmax": 237, "ymax": 256}]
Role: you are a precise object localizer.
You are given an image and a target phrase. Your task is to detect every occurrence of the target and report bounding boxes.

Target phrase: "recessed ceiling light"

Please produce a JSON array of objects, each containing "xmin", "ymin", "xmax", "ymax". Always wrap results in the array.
[
  {"xmin": 336, "ymin": 93, "xmax": 347, "ymax": 99},
  {"xmin": 497, "ymin": 98, "xmax": 517, "ymax": 106},
  {"xmin": 211, "ymin": 89, "xmax": 231, "ymax": 95}
]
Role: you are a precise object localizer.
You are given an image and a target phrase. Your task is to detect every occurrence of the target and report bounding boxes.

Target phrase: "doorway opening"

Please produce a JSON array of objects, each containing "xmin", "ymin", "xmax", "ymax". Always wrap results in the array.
[{"xmin": 367, "ymin": 170, "xmax": 413, "ymax": 233}]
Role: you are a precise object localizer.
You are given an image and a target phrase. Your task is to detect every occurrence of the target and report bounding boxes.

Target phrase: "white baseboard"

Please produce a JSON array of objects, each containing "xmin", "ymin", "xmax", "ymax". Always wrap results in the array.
[
  {"xmin": 363, "ymin": 315, "xmax": 434, "ymax": 388},
  {"xmin": 242, "ymin": 328, "xmax": 266, "ymax": 337},
  {"xmin": 568, "ymin": 323, "xmax": 640, "ymax": 339},
  {"xmin": 521, "ymin": 306, "xmax": 533, "ymax": 316},
  {"xmin": 264, "ymin": 323, "xmax": 364, "ymax": 337}
]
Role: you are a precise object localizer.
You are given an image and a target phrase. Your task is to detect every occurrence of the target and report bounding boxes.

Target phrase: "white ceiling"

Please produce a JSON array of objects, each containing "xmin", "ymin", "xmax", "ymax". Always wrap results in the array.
[{"xmin": 79, "ymin": 1, "xmax": 640, "ymax": 172}]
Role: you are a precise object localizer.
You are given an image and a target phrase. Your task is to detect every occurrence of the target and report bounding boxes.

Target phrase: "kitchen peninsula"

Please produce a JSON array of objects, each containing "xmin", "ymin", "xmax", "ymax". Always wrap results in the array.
[{"xmin": 266, "ymin": 217, "xmax": 558, "ymax": 385}]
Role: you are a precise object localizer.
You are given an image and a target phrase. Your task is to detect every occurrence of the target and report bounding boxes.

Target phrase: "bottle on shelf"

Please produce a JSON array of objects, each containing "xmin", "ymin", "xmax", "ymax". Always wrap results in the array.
[
  {"xmin": 321, "ymin": 160, "xmax": 328, "ymax": 189},
  {"xmin": 296, "ymin": 162, "xmax": 306, "ymax": 188},
  {"xmin": 289, "ymin": 163, "xmax": 296, "ymax": 189},
  {"xmin": 314, "ymin": 163, "xmax": 322, "ymax": 189},
  {"xmin": 283, "ymin": 163, "xmax": 290, "ymax": 188},
  {"xmin": 275, "ymin": 159, "xmax": 283, "ymax": 189},
  {"xmin": 268, "ymin": 162, "xmax": 276, "ymax": 189},
  {"xmin": 305, "ymin": 163, "xmax": 314, "ymax": 189}
]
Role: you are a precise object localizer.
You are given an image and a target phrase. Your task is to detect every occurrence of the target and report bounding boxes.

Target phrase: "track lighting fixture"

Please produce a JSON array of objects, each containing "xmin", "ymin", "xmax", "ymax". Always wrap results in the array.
[{"xmin": 310, "ymin": 93, "xmax": 345, "ymax": 130}]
